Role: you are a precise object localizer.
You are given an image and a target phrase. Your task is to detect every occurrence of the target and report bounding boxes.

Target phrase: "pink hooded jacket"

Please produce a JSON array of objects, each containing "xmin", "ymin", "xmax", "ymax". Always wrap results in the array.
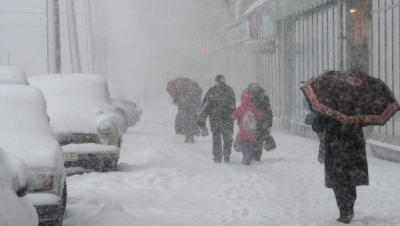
[{"xmin": 232, "ymin": 89, "xmax": 262, "ymax": 141}]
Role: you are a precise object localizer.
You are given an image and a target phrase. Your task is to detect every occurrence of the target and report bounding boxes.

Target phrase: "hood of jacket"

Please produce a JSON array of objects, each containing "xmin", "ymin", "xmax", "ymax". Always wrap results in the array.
[
  {"xmin": 240, "ymin": 89, "xmax": 252, "ymax": 107},
  {"xmin": 248, "ymin": 84, "xmax": 265, "ymax": 96}
]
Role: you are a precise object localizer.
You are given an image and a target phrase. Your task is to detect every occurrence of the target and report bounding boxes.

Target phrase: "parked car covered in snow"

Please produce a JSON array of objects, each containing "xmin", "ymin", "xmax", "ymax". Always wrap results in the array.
[
  {"xmin": 0, "ymin": 148, "xmax": 38, "ymax": 226},
  {"xmin": 111, "ymin": 98, "xmax": 142, "ymax": 130},
  {"xmin": 29, "ymin": 74, "xmax": 125, "ymax": 172},
  {"xmin": 0, "ymin": 65, "xmax": 29, "ymax": 85},
  {"xmin": 0, "ymin": 85, "xmax": 67, "ymax": 225}
]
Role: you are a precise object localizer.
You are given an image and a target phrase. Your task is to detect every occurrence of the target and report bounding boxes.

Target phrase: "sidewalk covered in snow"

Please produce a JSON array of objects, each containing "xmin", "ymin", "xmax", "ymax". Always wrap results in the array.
[{"xmin": 63, "ymin": 104, "xmax": 400, "ymax": 226}]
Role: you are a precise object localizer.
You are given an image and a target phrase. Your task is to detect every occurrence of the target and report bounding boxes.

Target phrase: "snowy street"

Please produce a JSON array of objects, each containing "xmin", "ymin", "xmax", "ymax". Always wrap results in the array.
[{"xmin": 63, "ymin": 103, "xmax": 400, "ymax": 226}]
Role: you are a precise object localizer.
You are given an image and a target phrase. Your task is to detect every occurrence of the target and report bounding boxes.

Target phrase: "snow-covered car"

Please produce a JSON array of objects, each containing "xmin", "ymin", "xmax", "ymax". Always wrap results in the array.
[
  {"xmin": 29, "ymin": 73, "xmax": 125, "ymax": 172},
  {"xmin": 0, "ymin": 65, "xmax": 29, "ymax": 85},
  {"xmin": 111, "ymin": 98, "xmax": 142, "ymax": 130},
  {"xmin": 0, "ymin": 148, "xmax": 38, "ymax": 226},
  {"xmin": 0, "ymin": 85, "xmax": 67, "ymax": 225}
]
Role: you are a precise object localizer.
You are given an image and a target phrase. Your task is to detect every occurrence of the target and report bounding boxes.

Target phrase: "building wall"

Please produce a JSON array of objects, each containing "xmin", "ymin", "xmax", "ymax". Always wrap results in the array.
[
  {"xmin": 207, "ymin": 0, "xmax": 400, "ymax": 158},
  {"xmin": 370, "ymin": 0, "xmax": 400, "ymax": 143},
  {"xmin": 209, "ymin": 44, "xmax": 258, "ymax": 97},
  {"xmin": 270, "ymin": 0, "xmax": 400, "ymax": 159}
]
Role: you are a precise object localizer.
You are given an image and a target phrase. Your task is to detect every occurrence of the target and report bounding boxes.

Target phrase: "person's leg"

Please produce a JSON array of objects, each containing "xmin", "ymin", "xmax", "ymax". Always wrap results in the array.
[
  {"xmin": 184, "ymin": 135, "xmax": 189, "ymax": 143},
  {"xmin": 189, "ymin": 135, "xmax": 195, "ymax": 143},
  {"xmin": 242, "ymin": 142, "xmax": 251, "ymax": 165},
  {"xmin": 317, "ymin": 132, "xmax": 325, "ymax": 163},
  {"xmin": 212, "ymin": 130, "xmax": 222, "ymax": 163},
  {"xmin": 334, "ymin": 185, "xmax": 356, "ymax": 223},
  {"xmin": 221, "ymin": 128, "xmax": 233, "ymax": 162},
  {"xmin": 333, "ymin": 188, "xmax": 346, "ymax": 215},
  {"xmin": 241, "ymin": 143, "xmax": 248, "ymax": 165},
  {"xmin": 346, "ymin": 186, "xmax": 357, "ymax": 216},
  {"xmin": 253, "ymin": 141, "xmax": 263, "ymax": 161}
]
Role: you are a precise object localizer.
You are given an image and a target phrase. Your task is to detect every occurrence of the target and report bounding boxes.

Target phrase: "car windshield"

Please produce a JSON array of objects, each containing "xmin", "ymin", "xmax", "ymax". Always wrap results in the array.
[{"xmin": 0, "ymin": 85, "xmax": 49, "ymax": 133}]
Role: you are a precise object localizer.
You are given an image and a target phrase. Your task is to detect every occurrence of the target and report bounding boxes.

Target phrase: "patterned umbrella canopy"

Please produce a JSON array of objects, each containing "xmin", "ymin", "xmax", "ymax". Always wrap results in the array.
[
  {"xmin": 301, "ymin": 70, "xmax": 400, "ymax": 125},
  {"xmin": 166, "ymin": 78, "xmax": 203, "ymax": 103}
]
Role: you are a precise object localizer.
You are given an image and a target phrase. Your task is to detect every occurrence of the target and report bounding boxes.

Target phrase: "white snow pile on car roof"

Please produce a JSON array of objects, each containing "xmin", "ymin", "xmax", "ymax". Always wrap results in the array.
[
  {"xmin": 29, "ymin": 73, "xmax": 118, "ymax": 133},
  {"xmin": 0, "ymin": 85, "xmax": 62, "ymax": 168},
  {"xmin": 0, "ymin": 149, "xmax": 38, "ymax": 226},
  {"xmin": 0, "ymin": 66, "xmax": 28, "ymax": 84}
]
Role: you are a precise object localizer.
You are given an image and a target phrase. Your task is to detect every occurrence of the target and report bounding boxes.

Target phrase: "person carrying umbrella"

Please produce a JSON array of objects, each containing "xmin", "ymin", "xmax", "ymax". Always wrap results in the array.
[
  {"xmin": 167, "ymin": 78, "xmax": 203, "ymax": 143},
  {"xmin": 198, "ymin": 74, "xmax": 236, "ymax": 163},
  {"xmin": 301, "ymin": 70, "xmax": 400, "ymax": 224}
]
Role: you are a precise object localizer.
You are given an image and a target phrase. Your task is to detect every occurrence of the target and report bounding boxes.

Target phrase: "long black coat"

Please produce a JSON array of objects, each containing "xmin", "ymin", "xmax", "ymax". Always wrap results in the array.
[
  {"xmin": 248, "ymin": 87, "xmax": 273, "ymax": 142},
  {"xmin": 198, "ymin": 84, "xmax": 236, "ymax": 133},
  {"xmin": 312, "ymin": 114, "xmax": 369, "ymax": 188},
  {"xmin": 174, "ymin": 99, "xmax": 200, "ymax": 136}
]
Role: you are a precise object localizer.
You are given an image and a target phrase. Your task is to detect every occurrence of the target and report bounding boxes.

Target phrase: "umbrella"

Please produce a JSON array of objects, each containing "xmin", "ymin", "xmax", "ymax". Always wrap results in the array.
[
  {"xmin": 301, "ymin": 70, "xmax": 400, "ymax": 125},
  {"xmin": 166, "ymin": 78, "xmax": 203, "ymax": 103}
]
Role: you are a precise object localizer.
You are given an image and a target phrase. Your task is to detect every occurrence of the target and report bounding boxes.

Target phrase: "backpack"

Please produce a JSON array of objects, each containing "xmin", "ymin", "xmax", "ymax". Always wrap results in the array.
[{"xmin": 242, "ymin": 110, "xmax": 257, "ymax": 132}]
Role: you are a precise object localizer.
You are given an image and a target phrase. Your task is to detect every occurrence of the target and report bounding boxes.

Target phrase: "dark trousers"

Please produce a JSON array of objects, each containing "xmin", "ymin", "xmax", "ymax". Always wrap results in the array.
[
  {"xmin": 317, "ymin": 131, "xmax": 325, "ymax": 163},
  {"xmin": 212, "ymin": 129, "xmax": 233, "ymax": 162},
  {"xmin": 239, "ymin": 141, "xmax": 255, "ymax": 165},
  {"xmin": 253, "ymin": 141, "xmax": 263, "ymax": 160},
  {"xmin": 333, "ymin": 186, "xmax": 357, "ymax": 215}
]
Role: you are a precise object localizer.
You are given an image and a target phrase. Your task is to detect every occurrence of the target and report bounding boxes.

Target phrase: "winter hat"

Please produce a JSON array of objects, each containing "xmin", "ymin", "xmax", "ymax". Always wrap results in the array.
[
  {"xmin": 215, "ymin": 74, "xmax": 226, "ymax": 84},
  {"xmin": 248, "ymin": 82, "xmax": 261, "ymax": 89},
  {"xmin": 248, "ymin": 82, "xmax": 265, "ymax": 94}
]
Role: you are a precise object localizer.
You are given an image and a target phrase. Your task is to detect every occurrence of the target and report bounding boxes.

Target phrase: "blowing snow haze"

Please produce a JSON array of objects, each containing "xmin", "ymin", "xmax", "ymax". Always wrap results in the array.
[
  {"xmin": 103, "ymin": 0, "xmax": 214, "ymax": 103},
  {"xmin": 0, "ymin": 0, "xmax": 213, "ymax": 104}
]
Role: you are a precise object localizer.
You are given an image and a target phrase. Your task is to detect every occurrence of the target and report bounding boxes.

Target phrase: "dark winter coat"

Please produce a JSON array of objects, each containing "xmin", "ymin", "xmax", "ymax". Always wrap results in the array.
[
  {"xmin": 174, "ymin": 99, "xmax": 200, "ymax": 136},
  {"xmin": 248, "ymin": 86, "xmax": 273, "ymax": 142},
  {"xmin": 232, "ymin": 89, "xmax": 262, "ymax": 141},
  {"xmin": 312, "ymin": 113, "xmax": 369, "ymax": 189},
  {"xmin": 198, "ymin": 84, "xmax": 236, "ymax": 134}
]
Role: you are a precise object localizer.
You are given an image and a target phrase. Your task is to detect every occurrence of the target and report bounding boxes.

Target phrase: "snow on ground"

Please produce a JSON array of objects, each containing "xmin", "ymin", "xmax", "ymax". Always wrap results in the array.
[{"xmin": 63, "ymin": 103, "xmax": 400, "ymax": 226}]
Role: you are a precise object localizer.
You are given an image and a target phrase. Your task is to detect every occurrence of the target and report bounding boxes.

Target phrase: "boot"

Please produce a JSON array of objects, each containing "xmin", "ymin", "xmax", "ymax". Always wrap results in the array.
[
  {"xmin": 223, "ymin": 156, "xmax": 230, "ymax": 163},
  {"xmin": 254, "ymin": 151, "xmax": 262, "ymax": 161},
  {"xmin": 336, "ymin": 211, "xmax": 354, "ymax": 224},
  {"xmin": 214, "ymin": 158, "xmax": 221, "ymax": 163},
  {"xmin": 188, "ymin": 135, "xmax": 195, "ymax": 143}
]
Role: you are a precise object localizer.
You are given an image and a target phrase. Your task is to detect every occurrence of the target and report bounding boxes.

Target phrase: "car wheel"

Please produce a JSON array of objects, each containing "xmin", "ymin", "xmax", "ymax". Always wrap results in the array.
[{"xmin": 104, "ymin": 159, "xmax": 118, "ymax": 172}]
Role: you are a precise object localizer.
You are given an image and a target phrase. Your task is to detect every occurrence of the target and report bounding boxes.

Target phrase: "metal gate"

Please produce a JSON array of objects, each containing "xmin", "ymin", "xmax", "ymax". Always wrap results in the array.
[
  {"xmin": 290, "ymin": 1, "xmax": 346, "ymax": 121},
  {"xmin": 259, "ymin": 13, "xmax": 283, "ymax": 118},
  {"xmin": 371, "ymin": 0, "xmax": 400, "ymax": 137}
]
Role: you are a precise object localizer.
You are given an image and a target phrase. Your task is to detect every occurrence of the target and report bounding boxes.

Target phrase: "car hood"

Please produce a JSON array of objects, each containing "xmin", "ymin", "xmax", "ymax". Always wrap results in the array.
[{"xmin": 47, "ymin": 98, "xmax": 124, "ymax": 134}]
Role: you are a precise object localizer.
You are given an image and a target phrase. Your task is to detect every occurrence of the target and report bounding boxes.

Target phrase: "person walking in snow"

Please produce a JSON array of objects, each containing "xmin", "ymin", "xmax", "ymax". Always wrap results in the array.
[
  {"xmin": 312, "ymin": 113, "xmax": 369, "ymax": 224},
  {"xmin": 198, "ymin": 74, "xmax": 236, "ymax": 163},
  {"xmin": 173, "ymin": 97, "xmax": 201, "ymax": 143},
  {"xmin": 232, "ymin": 89, "xmax": 262, "ymax": 165},
  {"xmin": 247, "ymin": 83, "xmax": 273, "ymax": 161}
]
